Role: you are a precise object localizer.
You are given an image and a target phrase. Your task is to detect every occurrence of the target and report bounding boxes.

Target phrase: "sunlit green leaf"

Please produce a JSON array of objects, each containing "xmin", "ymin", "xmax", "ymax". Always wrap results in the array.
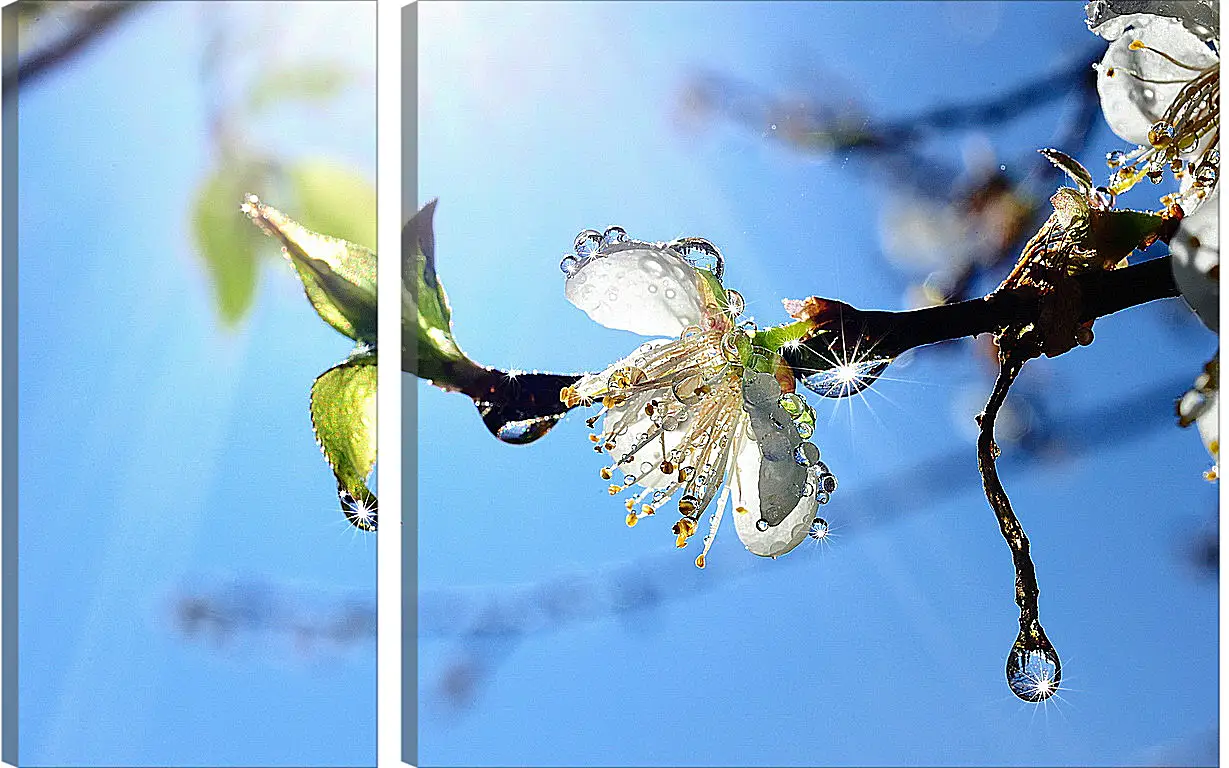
[
  {"xmin": 192, "ymin": 165, "xmax": 268, "ymax": 326},
  {"xmin": 403, "ymin": 199, "xmax": 482, "ymax": 381},
  {"xmin": 288, "ymin": 160, "xmax": 376, "ymax": 250},
  {"xmin": 246, "ymin": 63, "xmax": 352, "ymax": 114},
  {"xmin": 311, "ymin": 350, "xmax": 377, "ymax": 530},
  {"xmin": 244, "ymin": 196, "xmax": 377, "ymax": 343}
]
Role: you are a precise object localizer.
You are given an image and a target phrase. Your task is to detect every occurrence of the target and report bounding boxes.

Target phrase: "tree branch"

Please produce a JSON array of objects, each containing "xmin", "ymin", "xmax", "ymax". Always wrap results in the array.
[{"xmin": 783, "ymin": 255, "xmax": 1181, "ymax": 373}]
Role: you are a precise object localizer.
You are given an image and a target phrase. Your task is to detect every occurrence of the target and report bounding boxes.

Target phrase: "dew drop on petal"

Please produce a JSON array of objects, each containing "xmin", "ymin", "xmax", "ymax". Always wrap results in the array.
[
  {"xmin": 574, "ymin": 229, "xmax": 603, "ymax": 258},
  {"xmin": 755, "ymin": 519, "xmax": 769, "ymax": 532},
  {"xmin": 794, "ymin": 442, "xmax": 820, "ymax": 466},
  {"xmin": 669, "ymin": 237, "xmax": 724, "ymax": 281},
  {"xmin": 560, "ymin": 254, "xmax": 580, "ymax": 275},
  {"xmin": 1006, "ymin": 636, "xmax": 1062, "ymax": 703},
  {"xmin": 601, "ymin": 226, "xmax": 628, "ymax": 246},
  {"xmin": 664, "ymin": 287, "xmax": 677, "ymax": 299}
]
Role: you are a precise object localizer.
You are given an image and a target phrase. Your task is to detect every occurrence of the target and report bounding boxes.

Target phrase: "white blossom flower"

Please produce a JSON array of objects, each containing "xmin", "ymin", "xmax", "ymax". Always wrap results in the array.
[
  {"xmin": 1169, "ymin": 188, "xmax": 1219, "ymax": 330},
  {"xmin": 1088, "ymin": 0, "xmax": 1219, "ymax": 210},
  {"xmin": 559, "ymin": 228, "xmax": 836, "ymax": 565}
]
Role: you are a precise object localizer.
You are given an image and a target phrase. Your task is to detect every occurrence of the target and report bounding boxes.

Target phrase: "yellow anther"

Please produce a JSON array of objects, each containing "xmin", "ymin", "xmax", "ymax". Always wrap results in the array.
[
  {"xmin": 694, "ymin": 553, "xmax": 706, "ymax": 569},
  {"xmin": 1129, "ymin": 39, "xmax": 1146, "ymax": 50},
  {"xmin": 626, "ymin": 511, "xmax": 639, "ymax": 527},
  {"xmin": 735, "ymin": 506, "xmax": 748, "ymax": 514},
  {"xmin": 600, "ymin": 467, "xmax": 613, "ymax": 480},
  {"xmin": 608, "ymin": 484, "xmax": 622, "ymax": 496}
]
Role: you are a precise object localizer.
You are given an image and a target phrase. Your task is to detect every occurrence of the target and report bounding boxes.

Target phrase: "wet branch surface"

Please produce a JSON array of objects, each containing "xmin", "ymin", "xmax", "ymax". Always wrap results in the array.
[
  {"xmin": 782, "ymin": 255, "xmax": 1180, "ymax": 374},
  {"xmin": 978, "ymin": 356, "xmax": 1042, "ymax": 633}
]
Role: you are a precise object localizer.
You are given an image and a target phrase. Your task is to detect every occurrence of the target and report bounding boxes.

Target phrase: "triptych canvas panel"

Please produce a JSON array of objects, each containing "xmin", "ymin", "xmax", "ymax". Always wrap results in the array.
[{"xmin": 3, "ymin": 1, "xmax": 1220, "ymax": 766}]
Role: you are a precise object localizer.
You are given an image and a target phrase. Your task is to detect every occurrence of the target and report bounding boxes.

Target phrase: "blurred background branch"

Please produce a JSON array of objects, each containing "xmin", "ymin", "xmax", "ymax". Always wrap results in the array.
[{"xmin": 4, "ymin": 1, "xmax": 142, "ymax": 100}]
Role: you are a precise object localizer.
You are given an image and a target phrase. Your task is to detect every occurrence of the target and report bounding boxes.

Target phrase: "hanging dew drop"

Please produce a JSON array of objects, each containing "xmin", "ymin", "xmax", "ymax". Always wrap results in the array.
[
  {"xmin": 340, "ymin": 490, "xmax": 378, "ymax": 532},
  {"xmin": 802, "ymin": 359, "xmax": 892, "ymax": 398},
  {"xmin": 1006, "ymin": 634, "xmax": 1062, "ymax": 702},
  {"xmin": 808, "ymin": 517, "xmax": 829, "ymax": 540},
  {"xmin": 1006, "ymin": 649, "xmax": 1061, "ymax": 702},
  {"xmin": 560, "ymin": 254, "xmax": 580, "ymax": 275}
]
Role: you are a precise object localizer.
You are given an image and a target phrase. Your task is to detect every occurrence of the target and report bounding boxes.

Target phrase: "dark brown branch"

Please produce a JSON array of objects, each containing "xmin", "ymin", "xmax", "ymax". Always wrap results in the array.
[
  {"xmin": 783, "ymin": 256, "xmax": 1181, "ymax": 373},
  {"xmin": 3, "ymin": 1, "xmax": 141, "ymax": 99}
]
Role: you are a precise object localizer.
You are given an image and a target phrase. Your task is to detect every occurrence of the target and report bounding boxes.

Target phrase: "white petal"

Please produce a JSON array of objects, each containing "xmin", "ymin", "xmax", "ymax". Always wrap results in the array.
[
  {"xmin": 1096, "ymin": 16, "xmax": 1217, "ymax": 145},
  {"xmin": 1088, "ymin": 4, "xmax": 1219, "ymax": 45},
  {"xmin": 1170, "ymin": 190, "xmax": 1219, "ymax": 331},
  {"xmin": 1196, "ymin": 387, "xmax": 1218, "ymax": 463},
  {"xmin": 566, "ymin": 242, "xmax": 706, "ymax": 336},
  {"xmin": 730, "ymin": 429, "xmax": 818, "ymax": 557}
]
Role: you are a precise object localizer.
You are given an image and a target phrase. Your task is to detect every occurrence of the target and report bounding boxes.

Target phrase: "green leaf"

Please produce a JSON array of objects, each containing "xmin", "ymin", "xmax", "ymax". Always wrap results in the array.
[
  {"xmin": 288, "ymin": 161, "xmax": 376, "ymax": 250},
  {"xmin": 246, "ymin": 63, "xmax": 352, "ymax": 114},
  {"xmin": 311, "ymin": 350, "xmax": 378, "ymax": 531},
  {"xmin": 244, "ymin": 196, "xmax": 377, "ymax": 344},
  {"xmin": 1090, "ymin": 208, "xmax": 1165, "ymax": 263},
  {"xmin": 403, "ymin": 199, "xmax": 483, "ymax": 382},
  {"xmin": 192, "ymin": 165, "xmax": 268, "ymax": 325}
]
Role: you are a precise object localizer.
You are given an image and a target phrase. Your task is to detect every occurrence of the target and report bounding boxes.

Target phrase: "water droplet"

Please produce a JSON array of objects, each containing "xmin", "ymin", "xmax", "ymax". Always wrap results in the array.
[
  {"xmin": 778, "ymin": 392, "xmax": 806, "ymax": 416},
  {"xmin": 725, "ymin": 289, "xmax": 746, "ymax": 317},
  {"xmin": 1105, "ymin": 150, "xmax": 1125, "ymax": 168},
  {"xmin": 794, "ymin": 442, "xmax": 820, "ymax": 466},
  {"xmin": 720, "ymin": 330, "xmax": 744, "ymax": 363},
  {"xmin": 1093, "ymin": 186, "xmax": 1116, "ymax": 208},
  {"xmin": 669, "ymin": 237, "xmax": 724, "ymax": 281},
  {"xmin": 574, "ymin": 229, "xmax": 603, "ymax": 258},
  {"xmin": 808, "ymin": 517, "xmax": 829, "ymax": 540},
  {"xmin": 601, "ymin": 226, "xmax": 628, "ymax": 246},
  {"xmin": 1205, "ymin": 148, "xmax": 1219, "ymax": 166},
  {"xmin": 1006, "ymin": 635, "xmax": 1062, "ymax": 703},
  {"xmin": 560, "ymin": 254, "xmax": 580, "ymax": 275},
  {"xmin": 1140, "ymin": 87, "xmax": 1155, "ymax": 102},
  {"xmin": 801, "ymin": 359, "xmax": 892, "ymax": 398},
  {"xmin": 672, "ymin": 373, "xmax": 706, "ymax": 406},
  {"xmin": 1195, "ymin": 164, "xmax": 1217, "ymax": 186},
  {"xmin": 340, "ymin": 490, "xmax": 378, "ymax": 532},
  {"xmin": 1148, "ymin": 121, "xmax": 1176, "ymax": 147},
  {"xmin": 494, "ymin": 414, "xmax": 563, "ymax": 444},
  {"xmin": 755, "ymin": 519, "xmax": 769, "ymax": 531},
  {"xmin": 819, "ymin": 472, "xmax": 837, "ymax": 494},
  {"xmin": 647, "ymin": 284, "xmax": 658, "ymax": 293}
]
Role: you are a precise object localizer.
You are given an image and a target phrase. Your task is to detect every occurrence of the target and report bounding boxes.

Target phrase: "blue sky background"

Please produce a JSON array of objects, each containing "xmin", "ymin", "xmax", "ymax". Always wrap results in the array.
[
  {"xmin": 16, "ymin": 3, "xmax": 375, "ymax": 766},
  {"xmin": 416, "ymin": 3, "xmax": 1218, "ymax": 766}
]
